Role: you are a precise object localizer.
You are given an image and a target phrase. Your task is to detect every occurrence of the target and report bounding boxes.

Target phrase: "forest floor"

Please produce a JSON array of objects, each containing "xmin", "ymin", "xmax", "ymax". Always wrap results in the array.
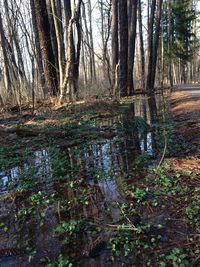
[{"xmin": 0, "ymin": 87, "xmax": 199, "ymax": 266}]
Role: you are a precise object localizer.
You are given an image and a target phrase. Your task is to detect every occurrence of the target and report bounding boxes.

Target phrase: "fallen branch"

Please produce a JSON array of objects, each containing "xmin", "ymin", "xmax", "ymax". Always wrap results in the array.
[{"xmin": 0, "ymin": 127, "xmax": 116, "ymax": 140}]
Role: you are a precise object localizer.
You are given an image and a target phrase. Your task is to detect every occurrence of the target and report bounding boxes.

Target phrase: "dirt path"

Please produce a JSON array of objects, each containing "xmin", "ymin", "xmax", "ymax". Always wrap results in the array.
[
  {"xmin": 170, "ymin": 84, "xmax": 200, "ymax": 172},
  {"xmin": 170, "ymin": 84, "xmax": 200, "ymax": 146}
]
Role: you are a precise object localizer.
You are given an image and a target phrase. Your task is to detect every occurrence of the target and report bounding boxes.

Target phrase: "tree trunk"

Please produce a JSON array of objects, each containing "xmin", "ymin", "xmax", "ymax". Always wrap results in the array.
[
  {"xmin": 138, "ymin": 0, "xmax": 145, "ymax": 89},
  {"xmin": 30, "ymin": 0, "xmax": 46, "ymax": 95},
  {"xmin": 119, "ymin": 0, "xmax": 128, "ymax": 97},
  {"xmin": 46, "ymin": 0, "xmax": 59, "ymax": 79},
  {"xmin": 60, "ymin": 18, "xmax": 74, "ymax": 103},
  {"xmin": 87, "ymin": 0, "xmax": 96, "ymax": 81},
  {"xmin": 82, "ymin": 2, "xmax": 93, "ymax": 83},
  {"xmin": 146, "ymin": 0, "xmax": 157, "ymax": 123},
  {"xmin": 127, "ymin": 0, "xmax": 138, "ymax": 96},
  {"xmin": 168, "ymin": 0, "xmax": 173, "ymax": 88},
  {"xmin": 0, "ymin": 11, "xmax": 12, "ymax": 98},
  {"xmin": 73, "ymin": 1, "xmax": 82, "ymax": 96},
  {"xmin": 34, "ymin": 0, "xmax": 58, "ymax": 96},
  {"xmin": 146, "ymin": 0, "xmax": 156, "ymax": 93},
  {"xmin": 60, "ymin": 0, "xmax": 82, "ymax": 103},
  {"xmin": 57, "ymin": 0, "xmax": 65, "ymax": 61},
  {"xmin": 150, "ymin": 0, "xmax": 163, "ymax": 90},
  {"xmin": 50, "ymin": 0, "xmax": 64, "ymax": 90},
  {"xmin": 111, "ymin": 0, "xmax": 119, "ymax": 96}
]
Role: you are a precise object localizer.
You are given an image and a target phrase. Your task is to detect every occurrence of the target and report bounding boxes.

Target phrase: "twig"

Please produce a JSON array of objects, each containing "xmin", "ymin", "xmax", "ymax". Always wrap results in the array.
[{"xmin": 157, "ymin": 129, "xmax": 167, "ymax": 168}]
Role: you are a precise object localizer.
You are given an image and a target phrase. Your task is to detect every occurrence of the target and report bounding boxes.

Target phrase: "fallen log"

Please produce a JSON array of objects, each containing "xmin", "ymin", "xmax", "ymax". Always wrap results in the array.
[
  {"xmin": 15, "ymin": 128, "xmax": 72, "ymax": 138},
  {"xmin": 0, "ymin": 127, "xmax": 116, "ymax": 140}
]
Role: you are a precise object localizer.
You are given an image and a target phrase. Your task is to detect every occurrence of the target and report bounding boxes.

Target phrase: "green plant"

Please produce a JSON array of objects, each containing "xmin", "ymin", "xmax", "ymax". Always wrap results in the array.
[
  {"xmin": 0, "ymin": 222, "xmax": 8, "ymax": 233},
  {"xmin": 132, "ymin": 153, "xmax": 150, "ymax": 168},
  {"xmin": 166, "ymin": 248, "xmax": 190, "ymax": 267},
  {"xmin": 134, "ymin": 188, "xmax": 148, "ymax": 202},
  {"xmin": 54, "ymin": 220, "xmax": 83, "ymax": 236},
  {"xmin": 184, "ymin": 197, "xmax": 200, "ymax": 226},
  {"xmin": 45, "ymin": 255, "xmax": 74, "ymax": 267}
]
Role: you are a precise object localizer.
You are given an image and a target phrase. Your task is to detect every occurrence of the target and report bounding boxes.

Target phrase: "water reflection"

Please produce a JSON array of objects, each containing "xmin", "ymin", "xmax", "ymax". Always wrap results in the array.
[
  {"xmin": 0, "ymin": 100, "xmax": 159, "ymax": 266},
  {"xmin": 0, "ymin": 149, "xmax": 52, "ymax": 193},
  {"xmin": 140, "ymin": 132, "xmax": 153, "ymax": 154},
  {"xmin": 0, "ymin": 167, "xmax": 20, "ymax": 191}
]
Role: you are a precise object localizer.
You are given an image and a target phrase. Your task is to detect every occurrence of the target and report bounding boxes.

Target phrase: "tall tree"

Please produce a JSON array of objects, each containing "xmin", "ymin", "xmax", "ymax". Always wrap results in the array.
[
  {"xmin": 146, "ymin": 0, "xmax": 156, "ymax": 94},
  {"xmin": 60, "ymin": 0, "xmax": 82, "ymax": 103},
  {"xmin": 34, "ymin": 0, "xmax": 58, "ymax": 96},
  {"xmin": 30, "ymin": 0, "xmax": 46, "ymax": 94},
  {"xmin": 46, "ymin": 0, "xmax": 59, "ymax": 80},
  {"xmin": 172, "ymin": 0, "xmax": 197, "ymax": 83},
  {"xmin": 127, "ymin": 0, "xmax": 138, "ymax": 96},
  {"xmin": 138, "ymin": 0, "xmax": 145, "ymax": 89},
  {"xmin": 98, "ymin": 0, "xmax": 112, "ymax": 87},
  {"xmin": 119, "ymin": 0, "xmax": 128, "ymax": 97},
  {"xmin": 0, "ymin": 10, "xmax": 11, "ymax": 97},
  {"xmin": 64, "ymin": 0, "xmax": 82, "ymax": 97},
  {"xmin": 50, "ymin": 0, "xmax": 64, "ymax": 90},
  {"xmin": 150, "ymin": 0, "xmax": 163, "ymax": 90},
  {"xmin": 146, "ymin": 0, "xmax": 163, "ymax": 122},
  {"xmin": 87, "ymin": 0, "xmax": 96, "ymax": 81},
  {"xmin": 111, "ymin": 0, "xmax": 119, "ymax": 96}
]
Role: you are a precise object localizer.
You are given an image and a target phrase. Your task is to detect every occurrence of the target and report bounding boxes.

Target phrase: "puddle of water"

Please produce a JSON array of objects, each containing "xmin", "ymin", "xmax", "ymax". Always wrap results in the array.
[
  {"xmin": 0, "ymin": 149, "xmax": 53, "ymax": 194},
  {"xmin": 0, "ymin": 99, "xmax": 161, "ymax": 266}
]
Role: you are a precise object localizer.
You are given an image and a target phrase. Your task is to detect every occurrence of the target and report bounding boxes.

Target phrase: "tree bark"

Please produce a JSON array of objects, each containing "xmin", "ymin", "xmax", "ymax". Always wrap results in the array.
[
  {"xmin": 50, "ymin": 0, "xmax": 64, "ymax": 90},
  {"xmin": 0, "ymin": 11, "xmax": 12, "ymax": 97},
  {"xmin": 73, "ymin": 1, "xmax": 82, "ymax": 95},
  {"xmin": 111, "ymin": 0, "xmax": 119, "ymax": 96},
  {"xmin": 46, "ymin": 0, "xmax": 59, "ymax": 79},
  {"xmin": 119, "ymin": 0, "xmax": 128, "ymax": 97},
  {"xmin": 146, "ymin": 0, "xmax": 157, "ymax": 123},
  {"xmin": 138, "ymin": 0, "xmax": 145, "ymax": 89},
  {"xmin": 87, "ymin": 0, "xmax": 96, "ymax": 81},
  {"xmin": 30, "ymin": 0, "xmax": 46, "ymax": 94},
  {"xmin": 150, "ymin": 0, "xmax": 163, "ymax": 90},
  {"xmin": 34, "ymin": 0, "xmax": 58, "ymax": 96},
  {"xmin": 60, "ymin": 0, "xmax": 82, "ymax": 103},
  {"xmin": 146, "ymin": 0, "xmax": 156, "ymax": 93},
  {"xmin": 127, "ymin": 0, "xmax": 138, "ymax": 96}
]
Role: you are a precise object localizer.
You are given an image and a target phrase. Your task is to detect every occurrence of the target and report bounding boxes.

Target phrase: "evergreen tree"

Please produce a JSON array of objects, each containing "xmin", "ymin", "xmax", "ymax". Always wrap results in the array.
[
  {"xmin": 162, "ymin": 0, "xmax": 198, "ymax": 83},
  {"xmin": 172, "ymin": 0, "xmax": 197, "ymax": 64}
]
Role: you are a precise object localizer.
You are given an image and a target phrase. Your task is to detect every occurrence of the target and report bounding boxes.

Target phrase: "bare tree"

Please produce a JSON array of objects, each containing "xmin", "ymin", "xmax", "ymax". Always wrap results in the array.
[
  {"xmin": 138, "ymin": 0, "xmax": 145, "ymax": 89},
  {"xmin": 50, "ymin": 0, "xmax": 64, "ymax": 90},
  {"xmin": 60, "ymin": 0, "xmax": 82, "ymax": 103},
  {"xmin": 146, "ymin": 0, "xmax": 163, "ymax": 122},
  {"xmin": 30, "ymin": 0, "xmax": 45, "ymax": 94},
  {"xmin": 111, "ymin": 0, "xmax": 119, "ymax": 96},
  {"xmin": 127, "ymin": 0, "xmax": 138, "ymax": 95},
  {"xmin": 0, "ymin": 10, "xmax": 11, "ymax": 98},
  {"xmin": 34, "ymin": 0, "xmax": 58, "ymax": 96},
  {"xmin": 87, "ymin": 0, "xmax": 96, "ymax": 81},
  {"xmin": 119, "ymin": 0, "xmax": 128, "ymax": 97}
]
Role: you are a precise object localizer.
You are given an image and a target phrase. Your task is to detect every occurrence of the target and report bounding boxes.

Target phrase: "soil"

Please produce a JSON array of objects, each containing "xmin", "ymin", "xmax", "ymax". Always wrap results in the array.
[
  {"xmin": 170, "ymin": 85, "xmax": 200, "ymax": 146},
  {"xmin": 170, "ymin": 85, "xmax": 200, "ymax": 171}
]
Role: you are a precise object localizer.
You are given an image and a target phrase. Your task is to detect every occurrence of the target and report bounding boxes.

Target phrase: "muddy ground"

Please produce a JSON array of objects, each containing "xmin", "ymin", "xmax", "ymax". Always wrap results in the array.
[{"xmin": 0, "ymin": 88, "xmax": 199, "ymax": 267}]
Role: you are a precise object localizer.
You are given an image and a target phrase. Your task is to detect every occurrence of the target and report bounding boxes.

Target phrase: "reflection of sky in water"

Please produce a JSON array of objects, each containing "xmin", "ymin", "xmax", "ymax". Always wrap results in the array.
[
  {"xmin": 0, "ymin": 167, "xmax": 20, "ymax": 189},
  {"xmin": 140, "ymin": 132, "xmax": 153, "ymax": 155},
  {"xmin": 34, "ymin": 149, "xmax": 52, "ymax": 178},
  {"xmin": 83, "ymin": 141, "xmax": 123, "ymax": 202},
  {"xmin": 0, "ymin": 128, "xmax": 153, "ymax": 196},
  {"xmin": 0, "ymin": 149, "xmax": 52, "ymax": 192},
  {"xmin": 82, "ymin": 131, "xmax": 153, "ymax": 202}
]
